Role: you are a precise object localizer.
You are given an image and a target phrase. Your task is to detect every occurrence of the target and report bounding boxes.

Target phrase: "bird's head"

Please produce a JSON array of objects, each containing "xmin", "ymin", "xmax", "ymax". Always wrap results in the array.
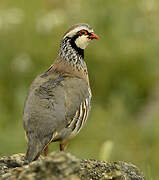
[{"xmin": 62, "ymin": 24, "xmax": 99, "ymax": 50}]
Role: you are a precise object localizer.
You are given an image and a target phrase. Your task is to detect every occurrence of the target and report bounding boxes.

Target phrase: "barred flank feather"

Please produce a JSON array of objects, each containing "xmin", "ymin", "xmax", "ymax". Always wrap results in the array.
[{"xmin": 68, "ymin": 97, "xmax": 91, "ymax": 138}]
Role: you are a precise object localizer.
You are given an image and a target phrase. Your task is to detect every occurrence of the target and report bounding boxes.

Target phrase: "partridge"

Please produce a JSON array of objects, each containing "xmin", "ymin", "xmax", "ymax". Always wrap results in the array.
[{"xmin": 23, "ymin": 23, "xmax": 99, "ymax": 162}]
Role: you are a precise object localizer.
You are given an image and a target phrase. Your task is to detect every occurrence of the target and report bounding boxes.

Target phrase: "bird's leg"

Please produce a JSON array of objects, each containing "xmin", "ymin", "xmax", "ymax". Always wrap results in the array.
[
  {"xmin": 44, "ymin": 145, "xmax": 49, "ymax": 156},
  {"xmin": 59, "ymin": 140, "xmax": 69, "ymax": 151},
  {"xmin": 60, "ymin": 144, "xmax": 65, "ymax": 151}
]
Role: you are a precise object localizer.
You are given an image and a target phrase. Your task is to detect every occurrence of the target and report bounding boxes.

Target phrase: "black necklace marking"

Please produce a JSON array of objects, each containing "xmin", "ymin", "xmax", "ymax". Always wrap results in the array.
[
  {"xmin": 58, "ymin": 36, "xmax": 88, "ymax": 73},
  {"xmin": 70, "ymin": 35, "xmax": 84, "ymax": 58}
]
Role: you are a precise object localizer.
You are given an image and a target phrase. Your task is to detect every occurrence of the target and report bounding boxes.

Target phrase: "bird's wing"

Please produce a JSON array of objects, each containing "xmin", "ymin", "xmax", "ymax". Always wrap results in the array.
[
  {"xmin": 23, "ymin": 72, "xmax": 91, "ymax": 139},
  {"xmin": 24, "ymin": 73, "xmax": 64, "ymax": 136},
  {"xmin": 23, "ymin": 72, "xmax": 91, "ymax": 162}
]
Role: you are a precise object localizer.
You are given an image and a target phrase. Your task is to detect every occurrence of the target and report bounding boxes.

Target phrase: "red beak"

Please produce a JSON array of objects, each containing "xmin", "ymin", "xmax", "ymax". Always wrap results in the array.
[{"xmin": 88, "ymin": 32, "xmax": 99, "ymax": 40}]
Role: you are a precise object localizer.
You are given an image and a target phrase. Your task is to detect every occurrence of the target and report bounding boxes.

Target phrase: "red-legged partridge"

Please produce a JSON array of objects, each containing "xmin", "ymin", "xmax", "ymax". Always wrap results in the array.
[{"xmin": 23, "ymin": 24, "xmax": 99, "ymax": 162}]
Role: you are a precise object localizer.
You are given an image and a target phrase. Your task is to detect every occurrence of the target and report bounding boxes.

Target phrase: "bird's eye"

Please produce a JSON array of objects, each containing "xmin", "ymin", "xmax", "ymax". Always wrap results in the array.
[{"xmin": 79, "ymin": 30, "xmax": 87, "ymax": 35}]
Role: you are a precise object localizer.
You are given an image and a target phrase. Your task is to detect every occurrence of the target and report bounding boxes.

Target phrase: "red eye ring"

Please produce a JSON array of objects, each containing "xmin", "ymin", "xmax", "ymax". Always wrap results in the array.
[{"xmin": 79, "ymin": 30, "xmax": 87, "ymax": 35}]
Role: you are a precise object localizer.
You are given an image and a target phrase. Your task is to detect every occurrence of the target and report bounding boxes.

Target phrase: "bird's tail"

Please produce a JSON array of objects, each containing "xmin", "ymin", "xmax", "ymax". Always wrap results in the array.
[{"xmin": 25, "ymin": 133, "xmax": 45, "ymax": 163}]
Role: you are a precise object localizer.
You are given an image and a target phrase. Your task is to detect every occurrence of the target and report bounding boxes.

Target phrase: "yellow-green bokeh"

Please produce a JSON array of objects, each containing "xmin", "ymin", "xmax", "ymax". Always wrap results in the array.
[{"xmin": 0, "ymin": 0, "xmax": 159, "ymax": 179}]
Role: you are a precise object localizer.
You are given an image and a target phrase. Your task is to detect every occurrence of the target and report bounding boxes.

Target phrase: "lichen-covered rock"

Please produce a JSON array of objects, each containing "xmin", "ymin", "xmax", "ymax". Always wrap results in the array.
[
  {"xmin": 0, "ymin": 152, "xmax": 145, "ymax": 180},
  {"xmin": 0, "ymin": 152, "xmax": 80, "ymax": 180},
  {"xmin": 0, "ymin": 153, "xmax": 27, "ymax": 176},
  {"xmin": 79, "ymin": 159, "xmax": 145, "ymax": 180}
]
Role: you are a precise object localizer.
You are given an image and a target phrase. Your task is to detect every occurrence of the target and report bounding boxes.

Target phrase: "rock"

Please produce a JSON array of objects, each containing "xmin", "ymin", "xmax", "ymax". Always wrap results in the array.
[{"xmin": 0, "ymin": 152, "xmax": 145, "ymax": 180}]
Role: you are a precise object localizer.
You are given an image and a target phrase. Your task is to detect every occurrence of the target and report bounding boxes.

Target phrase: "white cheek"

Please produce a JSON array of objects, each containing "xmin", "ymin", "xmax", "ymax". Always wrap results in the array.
[{"xmin": 75, "ymin": 36, "xmax": 91, "ymax": 49}]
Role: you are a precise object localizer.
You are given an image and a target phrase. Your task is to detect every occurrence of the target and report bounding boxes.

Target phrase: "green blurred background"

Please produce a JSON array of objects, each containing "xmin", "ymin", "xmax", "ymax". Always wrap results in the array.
[{"xmin": 0, "ymin": 0, "xmax": 159, "ymax": 179}]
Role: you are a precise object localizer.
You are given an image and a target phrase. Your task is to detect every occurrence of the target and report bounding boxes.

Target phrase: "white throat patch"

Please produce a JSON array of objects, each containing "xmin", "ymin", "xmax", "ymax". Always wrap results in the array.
[{"xmin": 75, "ymin": 35, "xmax": 91, "ymax": 49}]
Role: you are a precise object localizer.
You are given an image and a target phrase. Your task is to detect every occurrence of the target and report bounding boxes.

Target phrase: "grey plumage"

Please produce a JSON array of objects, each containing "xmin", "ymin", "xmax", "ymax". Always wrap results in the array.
[{"xmin": 24, "ymin": 72, "xmax": 90, "ymax": 162}]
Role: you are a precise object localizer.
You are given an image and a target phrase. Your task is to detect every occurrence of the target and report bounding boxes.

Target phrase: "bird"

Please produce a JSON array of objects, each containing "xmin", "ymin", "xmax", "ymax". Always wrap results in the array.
[{"xmin": 23, "ymin": 23, "xmax": 99, "ymax": 162}]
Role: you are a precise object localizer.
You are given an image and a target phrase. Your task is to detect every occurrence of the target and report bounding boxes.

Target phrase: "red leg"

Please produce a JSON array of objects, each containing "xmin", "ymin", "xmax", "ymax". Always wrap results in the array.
[
  {"xmin": 60, "ymin": 140, "xmax": 69, "ymax": 151},
  {"xmin": 60, "ymin": 144, "xmax": 64, "ymax": 151}
]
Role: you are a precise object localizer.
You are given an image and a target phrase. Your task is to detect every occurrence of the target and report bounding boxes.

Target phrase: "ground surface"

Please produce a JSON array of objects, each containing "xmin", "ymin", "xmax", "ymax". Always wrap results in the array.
[{"xmin": 0, "ymin": 152, "xmax": 145, "ymax": 180}]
